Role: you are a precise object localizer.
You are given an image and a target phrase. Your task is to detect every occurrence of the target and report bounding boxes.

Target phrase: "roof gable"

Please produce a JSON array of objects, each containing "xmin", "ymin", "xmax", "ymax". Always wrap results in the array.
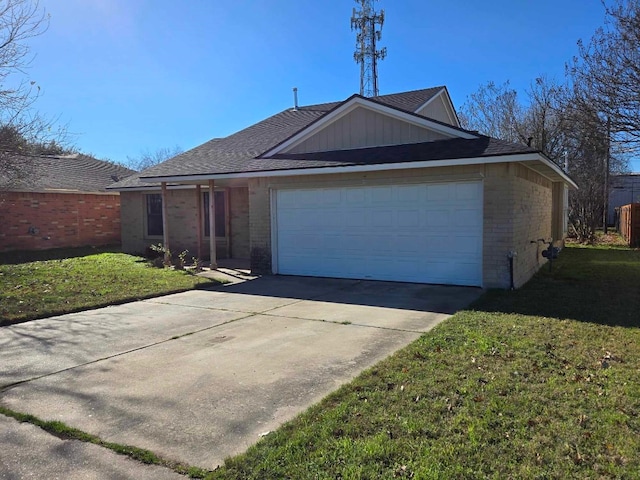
[
  {"xmin": 263, "ymin": 96, "xmax": 477, "ymax": 158},
  {"xmin": 280, "ymin": 103, "xmax": 454, "ymax": 155},
  {"xmin": 415, "ymin": 88, "xmax": 460, "ymax": 127}
]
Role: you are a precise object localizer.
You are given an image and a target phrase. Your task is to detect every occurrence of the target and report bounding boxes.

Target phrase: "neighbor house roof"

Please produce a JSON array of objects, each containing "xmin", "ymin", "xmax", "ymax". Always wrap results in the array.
[{"xmin": 0, "ymin": 153, "xmax": 135, "ymax": 193}]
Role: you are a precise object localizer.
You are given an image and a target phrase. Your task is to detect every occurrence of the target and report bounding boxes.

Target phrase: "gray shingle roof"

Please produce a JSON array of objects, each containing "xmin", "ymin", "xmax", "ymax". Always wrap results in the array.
[
  {"xmin": 372, "ymin": 86, "xmax": 445, "ymax": 112},
  {"xmin": 268, "ymin": 136, "xmax": 538, "ymax": 169},
  {"xmin": 110, "ymin": 87, "xmax": 451, "ymax": 188},
  {"xmin": 111, "ymin": 137, "xmax": 537, "ymax": 187},
  {"xmin": 0, "ymin": 154, "xmax": 136, "ymax": 193}
]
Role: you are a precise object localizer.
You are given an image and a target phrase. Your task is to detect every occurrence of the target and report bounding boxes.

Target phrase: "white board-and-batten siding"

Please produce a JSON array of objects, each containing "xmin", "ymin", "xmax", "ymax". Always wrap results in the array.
[{"xmin": 286, "ymin": 106, "xmax": 450, "ymax": 154}]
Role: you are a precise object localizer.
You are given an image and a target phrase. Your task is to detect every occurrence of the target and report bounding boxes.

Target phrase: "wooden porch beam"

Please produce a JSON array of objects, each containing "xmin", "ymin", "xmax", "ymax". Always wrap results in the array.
[
  {"xmin": 161, "ymin": 181, "xmax": 170, "ymax": 263},
  {"xmin": 196, "ymin": 184, "xmax": 203, "ymax": 260},
  {"xmin": 209, "ymin": 180, "xmax": 217, "ymax": 268}
]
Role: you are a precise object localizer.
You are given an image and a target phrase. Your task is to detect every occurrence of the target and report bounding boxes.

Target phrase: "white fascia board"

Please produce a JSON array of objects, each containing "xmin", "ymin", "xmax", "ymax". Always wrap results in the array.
[
  {"xmin": 141, "ymin": 152, "xmax": 577, "ymax": 185},
  {"xmin": 263, "ymin": 97, "xmax": 476, "ymax": 157},
  {"xmin": 108, "ymin": 184, "xmax": 197, "ymax": 192},
  {"xmin": 537, "ymin": 156, "xmax": 579, "ymax": 189}
]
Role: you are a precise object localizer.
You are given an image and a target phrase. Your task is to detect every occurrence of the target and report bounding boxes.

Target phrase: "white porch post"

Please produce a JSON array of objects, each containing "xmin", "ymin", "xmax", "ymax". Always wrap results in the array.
[
  {"xmin": 208, "ymin": 180, "xmax": 217, "ymax": 268},
  {"xmin": 161, "ymin": 181, "xmax": 170, "ymax": 263}
]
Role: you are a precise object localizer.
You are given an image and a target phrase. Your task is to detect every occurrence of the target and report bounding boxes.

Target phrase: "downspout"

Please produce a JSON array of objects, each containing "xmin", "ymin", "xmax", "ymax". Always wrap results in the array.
[{"xmin": 507, "ymin": 251, "xmax": 517, "ymax": 290}]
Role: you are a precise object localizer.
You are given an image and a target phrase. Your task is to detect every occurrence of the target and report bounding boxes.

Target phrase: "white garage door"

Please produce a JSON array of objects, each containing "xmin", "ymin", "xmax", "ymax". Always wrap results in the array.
[{"xmin": 274, "ymin": 181, "xmax": 483, "ymax": 286}]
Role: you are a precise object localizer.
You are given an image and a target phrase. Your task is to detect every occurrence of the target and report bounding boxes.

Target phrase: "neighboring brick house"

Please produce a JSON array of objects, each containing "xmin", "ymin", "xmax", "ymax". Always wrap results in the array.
[
  {"xmin": 0, "ymin": 154, "xmax": 135, "ymax": 252},
  {"xmin": 110, "ymin": 86, "xmax": 576, "ymax": 289}
]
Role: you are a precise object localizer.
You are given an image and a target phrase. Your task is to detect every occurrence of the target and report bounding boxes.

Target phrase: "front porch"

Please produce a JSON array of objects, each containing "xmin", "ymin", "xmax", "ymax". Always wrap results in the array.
[{"xmin": 119, "ymin": 181, "xmax": 250, "ymax": 265}]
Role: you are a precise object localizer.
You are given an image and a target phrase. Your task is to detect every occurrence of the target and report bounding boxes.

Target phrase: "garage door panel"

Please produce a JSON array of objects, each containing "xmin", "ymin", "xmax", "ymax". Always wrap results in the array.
[
  {"xmin": 345, "ymin": 208, "xmax": 369, "ymax": 226},
  {"xmin": 393, "ymin": 235, "xmax": 424, "ymax": 255},
  {"xmin": 451, "ymin": 235, "xmax": 481, "ymax": 254},
  {"xmin": 397, "ymin": 185, "xmax": 422, "ymax": 202},
  {"xmin": 370, "ymin": 258, "xmax": 421, "ymax": 278},
  {"xmin": 455, "ymin": 208, "xmax": 482, "ymax": 227},
  {"xmin": 370, "ymin": 186, "xmax": 393, "ymax": 203},
  {"xmin": 397, "ymin": 210, "xmax": 421, "ymax": 227},
  {"xmin": 426, "ymin": 183, "xmax": 451, "ymax": 201},
  {"xmin": 372, "ymin": 210, "xmax": 394, "ymax": 228},
  {"xmin": 456, "ymin": 182, "xmax": 481, "ymax": 200},
  {"xmin": 345, "ymin": 188, "xmax": 367, "ymax": 204},
  {"xmin": 367, "ymin": 235, "xmax": 394, "ymax": 254},
  {"xmin": 426, "ymin": 209, "xmax": 450, "ymax": 227},
  {"xmin": 275, "ymin": 181, "xmax": 482, "ymax": 286},
  {"xmin": 322, "ymin": 189, "xmax": 342, "ymax": 205},
  {"xmin": 341, "ymin": 234, "xmax": 371, "ymax": 254}
]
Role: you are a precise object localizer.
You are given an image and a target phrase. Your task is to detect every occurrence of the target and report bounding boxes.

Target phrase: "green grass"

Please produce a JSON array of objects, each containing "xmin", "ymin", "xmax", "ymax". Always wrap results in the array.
[
  {"xmin": 0, "ymin": 247, "xmax": 215, "ymax": 325},
  {"xmin": 208, "ymin": 244, "xmax": 640, "ymax": 479}
]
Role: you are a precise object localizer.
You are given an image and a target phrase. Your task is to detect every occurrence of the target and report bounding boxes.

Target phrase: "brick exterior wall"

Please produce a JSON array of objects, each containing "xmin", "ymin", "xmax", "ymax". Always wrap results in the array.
[
  {"xmin": 481, "ymin": 163, "xmax": 515, "ymax": 288},
  {"xmin": 120, "ymin": 187, "xmax": 250, "ymax": 260},
  {"xmin": 230, "ymin": 187, "xmax": 250, "ymax": 259},
  {"xmin": 0, "ymin": 191, "xmax": 122, "ymax": 252},
  {"xmin": 511, "ymin": 165, "xmax": 553, "ymax": 288},
  {"xmin": 247, "ymin": 163, "xmax": 556, "ymax": 289},
  {"xmin": 117, "ymin": 163, "xmax": 559, "ymax": 289},
  {"xmin": 121, "ymin": 189, "xmax": 200, "ymax": 257}
]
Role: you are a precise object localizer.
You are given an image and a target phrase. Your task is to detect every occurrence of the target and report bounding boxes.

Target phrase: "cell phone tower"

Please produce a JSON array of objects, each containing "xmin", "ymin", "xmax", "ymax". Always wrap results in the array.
[{"xmin": 350, "ymin": 0, "xmax": 387, "ymax": 97}]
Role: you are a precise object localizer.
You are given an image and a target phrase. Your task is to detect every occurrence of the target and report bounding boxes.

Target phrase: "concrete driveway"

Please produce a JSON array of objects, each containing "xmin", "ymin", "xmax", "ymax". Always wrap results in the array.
[{"xmin": 0, "ymin": 276, "xmax": 481, "ymax": 476}]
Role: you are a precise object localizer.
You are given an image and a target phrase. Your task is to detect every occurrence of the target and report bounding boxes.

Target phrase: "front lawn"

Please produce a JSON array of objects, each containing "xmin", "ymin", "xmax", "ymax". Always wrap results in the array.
[
  {"xmin": 209, "ymin": 244, "xmax": 640, "ymax": 479},
  {"xmin": 0, "ymin": 247, "xmax": 215, "ymax": 325}
]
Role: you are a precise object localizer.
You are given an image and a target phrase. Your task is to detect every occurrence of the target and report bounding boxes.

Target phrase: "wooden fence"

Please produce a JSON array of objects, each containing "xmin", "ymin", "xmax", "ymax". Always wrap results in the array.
[{"xmin": 619, "ymin": 203, "xmax": 640, "ymax": 247}]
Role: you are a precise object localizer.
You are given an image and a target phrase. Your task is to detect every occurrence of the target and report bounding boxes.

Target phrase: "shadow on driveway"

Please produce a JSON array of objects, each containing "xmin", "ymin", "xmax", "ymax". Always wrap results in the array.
[{"xmin": 207, "ymin": 274, "xmax": 483, "ymax": 315}]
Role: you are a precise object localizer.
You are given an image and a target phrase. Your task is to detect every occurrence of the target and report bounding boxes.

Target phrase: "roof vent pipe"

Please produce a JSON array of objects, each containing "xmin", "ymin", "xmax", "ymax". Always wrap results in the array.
[{"xmin": 292, "ymin": 87, "xmax": 298, "ymax": 111}]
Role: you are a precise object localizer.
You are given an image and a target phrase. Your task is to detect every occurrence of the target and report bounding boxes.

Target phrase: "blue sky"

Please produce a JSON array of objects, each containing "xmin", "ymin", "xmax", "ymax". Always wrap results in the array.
[{"xmin": 25, "ymin": 0, "xmax": 638, "ymax": 171}]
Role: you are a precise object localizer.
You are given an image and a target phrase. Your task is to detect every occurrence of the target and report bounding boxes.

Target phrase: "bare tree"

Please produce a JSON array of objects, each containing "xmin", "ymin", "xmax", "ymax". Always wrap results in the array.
[
  {"xmin": 570, "ymin": 0, "xmax": 640, "ymax": 154},
  {"xmin": 459, "ymin": 77, "xmax": 569, "ymax": 161},
  {"xmin": 0, "ymin": 0, "xmax": 74, "ymax": 187},
  {"xmin": 458, "ymin": 81, "xmax": 524, "ymax": 143},
  {"xmin": 0, "ymin": 0, "xmax": 48, "ymax": 120},
  {"xmin": 460, "ymin": 76, "xmax": 627, "ymax": 242},
  {"xmin": 126, "ymin": 146, "xmax": 183, "ymax": 172},
  {"xmin": 562, "ymin": 100, "xmax": 610, "ymax": 241}
]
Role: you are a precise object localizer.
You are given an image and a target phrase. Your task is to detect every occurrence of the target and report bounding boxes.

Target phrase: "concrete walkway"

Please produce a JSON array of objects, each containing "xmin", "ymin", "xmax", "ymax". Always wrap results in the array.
[{"xmin": 0, "ymin": 276, "xmax": 481, "ymax": 476}]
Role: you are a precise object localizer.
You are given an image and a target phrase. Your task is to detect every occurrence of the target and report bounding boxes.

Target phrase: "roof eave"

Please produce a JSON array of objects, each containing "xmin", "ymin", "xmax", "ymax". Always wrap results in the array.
[{"xmin": 134, "ymin": 152, "xmax": 577, "ymax": 187}]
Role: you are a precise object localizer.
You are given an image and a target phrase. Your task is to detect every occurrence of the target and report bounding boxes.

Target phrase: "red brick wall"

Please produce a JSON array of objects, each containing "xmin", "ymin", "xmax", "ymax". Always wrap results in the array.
[{"xmin": 0, "ymin": 191, "xmax": 122, "ymax": 252}]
